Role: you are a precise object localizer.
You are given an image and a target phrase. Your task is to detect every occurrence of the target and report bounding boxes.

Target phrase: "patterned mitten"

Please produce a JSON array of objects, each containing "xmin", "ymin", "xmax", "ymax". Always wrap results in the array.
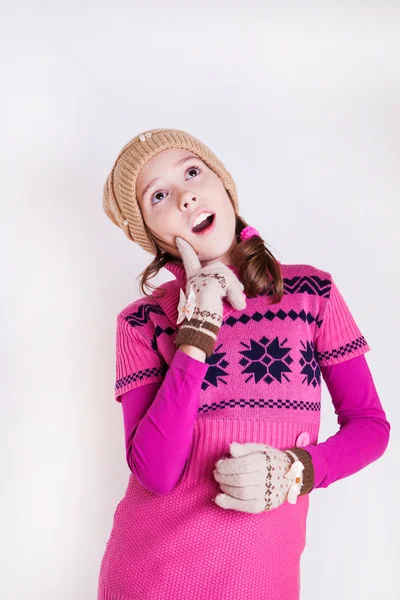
[
  {"xmin": 213, "ymin": 442, "xmax": 315, "ymax": 513},
  {"xmin": 174, "ymin": 237, "xmax": 247, "ymax": 357}
]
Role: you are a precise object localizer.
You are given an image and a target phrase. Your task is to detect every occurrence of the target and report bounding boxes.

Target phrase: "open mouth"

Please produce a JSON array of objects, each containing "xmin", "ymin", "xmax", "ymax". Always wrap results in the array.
[{"xmin": 192, "ymin": 213, "xmax": 215, "ymax": 234}]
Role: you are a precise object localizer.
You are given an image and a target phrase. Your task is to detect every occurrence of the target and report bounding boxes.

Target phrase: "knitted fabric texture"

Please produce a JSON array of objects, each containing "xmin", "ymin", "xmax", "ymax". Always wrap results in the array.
[
  {"xmin": 97, "ymin": 260, "xmax": 370, "ymax": 600},
  {"xmin": 102, "ymin": 128, "xmax": 240, "ymax": 255}
]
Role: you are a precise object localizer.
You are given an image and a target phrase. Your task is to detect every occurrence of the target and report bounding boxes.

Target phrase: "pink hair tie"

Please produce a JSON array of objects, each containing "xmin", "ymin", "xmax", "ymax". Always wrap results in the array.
[{"xmin": 240, "ymin": 225, "xmax": 260, "ymax": 241}]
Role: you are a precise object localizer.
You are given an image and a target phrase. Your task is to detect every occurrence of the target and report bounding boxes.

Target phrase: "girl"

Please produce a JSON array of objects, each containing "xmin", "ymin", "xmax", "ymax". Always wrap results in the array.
[{"xmin": 98, "ymin": 128, "xmax": 390, "ymax": 600}]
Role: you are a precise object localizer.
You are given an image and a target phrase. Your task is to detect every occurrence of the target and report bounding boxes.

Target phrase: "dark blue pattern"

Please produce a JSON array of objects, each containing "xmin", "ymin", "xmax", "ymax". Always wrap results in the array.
[
  {"xmin": 239, "ymin": 336, "xmax": 293, "ymax": 385},
  {"xmin": 283, "ymin": 274, "xmax": 331, "ymax": 297},
  {"xmin": 224, "ymin": 307, "xmax": 318, "ymax": 328},
  {"xmin": 123, "ymin": 273, "xmax": 333, "ymax": 336},
  {"xmin": 115, "ymin": 365, "xmax": 167, "ymax": 393},
  {"xmin": 316, "ymin": 336, "xmax": 368, "ymax": 363},
  {"xmin": 117, "ymin": 272, "xmax": 335, "ymax": 410},
  {"xmin": 125, "ymin": 303, "xmax": 165, "ymax": 328},
  {"xmin": 199, "ymin": 397, "xmax": 320, "ymax": 415},
  {"xmin": 299, "ymin": 340, "xmax": 321, "ymax": 388}
]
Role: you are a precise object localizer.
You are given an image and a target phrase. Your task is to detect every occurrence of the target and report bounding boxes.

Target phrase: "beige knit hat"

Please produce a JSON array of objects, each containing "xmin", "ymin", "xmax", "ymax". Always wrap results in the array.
[{"xmin": 102, "ymin": 128, "xmax": 240, "ymax": 255}]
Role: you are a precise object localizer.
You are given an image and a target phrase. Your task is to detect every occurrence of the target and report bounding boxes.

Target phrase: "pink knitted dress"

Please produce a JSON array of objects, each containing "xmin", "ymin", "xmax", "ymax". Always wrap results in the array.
[{"xmin": 97, "ymin": 260, "xmax": 385, "ymax": 600}]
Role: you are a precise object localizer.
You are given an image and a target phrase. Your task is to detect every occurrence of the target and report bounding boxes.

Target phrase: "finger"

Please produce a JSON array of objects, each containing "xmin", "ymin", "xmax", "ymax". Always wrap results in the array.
[
  {"xmin": 225, "ymin": 277, "xmax": 247, "ymax": 311},
  {"xmin": 174, "ymin": 237, "xmax": 201, "ymax": 278},
  {"xmin": 214, "ymin": 493, "xmax": 262, "ymax": 513},
  {"xmin": 225, "ymin": 286, "xmax": 246, "ymax": 311},
  {"xmin": 229, "ymin": 442, "xmax": 275, "ymax": 458},
  {"xmin": 215, "ymin": 451, "xmax": 265, "ymax": 475},
  {"xmin": 214, "ymin": 468, "xmax": 265, "ymax": 487},
  {"xmin": 218, "ymin": 481, "xmax": 261, "ymax": 501}
]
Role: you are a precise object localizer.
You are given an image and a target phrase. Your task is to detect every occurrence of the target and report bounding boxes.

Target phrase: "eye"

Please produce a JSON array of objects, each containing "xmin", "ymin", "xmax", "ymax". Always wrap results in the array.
[{"xmin": 150, "ymin": 165, "xmax": 202, "ymax": 206}]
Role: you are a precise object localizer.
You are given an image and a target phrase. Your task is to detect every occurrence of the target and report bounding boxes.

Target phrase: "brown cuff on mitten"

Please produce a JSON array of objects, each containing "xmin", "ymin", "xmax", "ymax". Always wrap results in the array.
[
  {"xmin": 284, "ymin": 447, "xmax": 315, "ymax": 495},
  {"xmin": 175, "ymin": 318, "xmax": 220, "ymax": 358}
]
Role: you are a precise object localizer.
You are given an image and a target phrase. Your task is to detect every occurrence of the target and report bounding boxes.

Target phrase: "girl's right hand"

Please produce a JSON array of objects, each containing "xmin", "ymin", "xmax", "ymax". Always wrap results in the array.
[{"xmin": 174, "ymin": 236, "xmax": 247, "ymax": 358}]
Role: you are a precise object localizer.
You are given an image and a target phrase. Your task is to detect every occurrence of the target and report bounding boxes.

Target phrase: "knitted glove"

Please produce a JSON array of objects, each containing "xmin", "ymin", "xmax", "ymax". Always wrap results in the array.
[
  {"xmin": 174, "ymin": 236, "xmax": 247, "ymax": 357},
  {"xmin": 213, "ymin": 442, "xmax": 315, "ymax": 513}
]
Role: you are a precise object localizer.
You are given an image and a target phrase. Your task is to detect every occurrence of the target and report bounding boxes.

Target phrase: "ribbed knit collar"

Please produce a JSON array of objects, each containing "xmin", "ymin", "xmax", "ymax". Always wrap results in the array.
[
  {"xmin": 157, "ymin": 259, "xmax": 280, "ymax": 327},
  {"xmin": 162, "ymin": 258, "xmax": 281, "ymax": 286},
  {"xmin": 163, "ymin": 259, "xmax": 241, "ymax": 287}
]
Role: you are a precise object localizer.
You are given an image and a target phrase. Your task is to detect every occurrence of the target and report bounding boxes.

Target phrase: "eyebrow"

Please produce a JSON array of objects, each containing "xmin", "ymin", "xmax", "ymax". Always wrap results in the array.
[{"xmin": 140, "ymin": 154, "xmax": 200, "ymax": 202}]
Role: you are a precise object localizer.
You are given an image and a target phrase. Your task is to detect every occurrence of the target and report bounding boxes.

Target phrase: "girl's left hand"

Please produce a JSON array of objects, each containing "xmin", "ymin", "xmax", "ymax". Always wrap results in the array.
[{"xmin": 213, "ymin": 442, "xmax": 309, "ymax": 514}]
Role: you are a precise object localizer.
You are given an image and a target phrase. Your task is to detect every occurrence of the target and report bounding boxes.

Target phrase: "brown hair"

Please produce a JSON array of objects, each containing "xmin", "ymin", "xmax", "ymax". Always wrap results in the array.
[{"xmin": 136, "ymin": 215, "xmax": 284, "ymax": 305}]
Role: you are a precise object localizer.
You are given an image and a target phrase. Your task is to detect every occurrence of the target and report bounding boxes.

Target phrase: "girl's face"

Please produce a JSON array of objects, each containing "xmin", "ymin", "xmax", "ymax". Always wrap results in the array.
[{"xmin": 136, "ymin": 148, "xmax": 238, "ymax": 266}]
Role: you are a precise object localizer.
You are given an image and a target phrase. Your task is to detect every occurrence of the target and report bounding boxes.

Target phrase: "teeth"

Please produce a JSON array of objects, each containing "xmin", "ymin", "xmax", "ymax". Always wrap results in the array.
[{"xmin": 192, "ymin": 212, "xmax": 213, "ymax": 228}]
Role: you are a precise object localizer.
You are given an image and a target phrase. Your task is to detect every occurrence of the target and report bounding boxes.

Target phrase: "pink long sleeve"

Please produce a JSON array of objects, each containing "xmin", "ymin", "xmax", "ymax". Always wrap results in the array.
[
  {"xmin": 121, "ymin": 348, "xmax": 209, "ymax": 495},
  {"xmin": 302, "ymin": 353, "xmax": 391, "ymax": 488},
  {"xmin": 122, "ymin": 351, "xmax": 390, "ymax": 496}
]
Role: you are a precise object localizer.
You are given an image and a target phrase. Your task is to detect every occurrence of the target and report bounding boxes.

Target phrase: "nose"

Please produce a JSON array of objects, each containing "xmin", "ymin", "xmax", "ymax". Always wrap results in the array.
[{"xmin": 178, "ymin": 191, "xmax": 197, "ymax": 210}]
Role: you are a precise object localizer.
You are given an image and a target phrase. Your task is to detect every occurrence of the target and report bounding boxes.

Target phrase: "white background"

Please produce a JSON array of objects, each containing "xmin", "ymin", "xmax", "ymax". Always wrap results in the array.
[{"xmin": 2, "ymin": 1, "xmax": 399, "ymax": 598}]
